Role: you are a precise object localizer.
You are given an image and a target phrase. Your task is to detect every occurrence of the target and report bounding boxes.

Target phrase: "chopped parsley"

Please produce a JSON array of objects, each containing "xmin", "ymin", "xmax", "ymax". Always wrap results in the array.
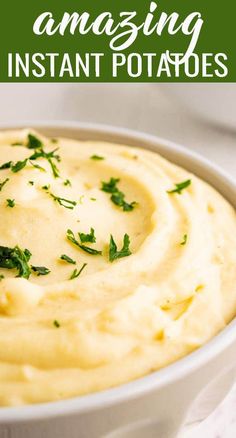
[
  {"xmin": 90, "ymin": 155, "xmax": 105, "ymax": 161},
  {"xmin": 101, "ymin": 178, "xmax": 137, "ymax": 212},
  {"xmin": 60, "ymin": 254, "xmax": 76, "ymax": 265},
  {"xmin": 79, "ymin": 228, "xmax": 96, "ymax": 243},
  {"xmin": 6, "ymin": 199, "xmax": 15, "ymax": 208},
  {"xmin": 75, "ymin": 244, "xmax": 101, "ymax": 256},
  {"xmin": 31, "ymin": 266, "xmax": 51, "ymax": 276},
  {"xmin": 167, "ymin": 179, "xmax": 191, "ymax": 195},
  {"xmin": 70, "ymin": 263, "xmax": 87, "ymax": 280},
  {"xmin": 101, "ymin": 177, "xmax": 120, "ymax": 193},
  {"xmin": 4, "ymin": 139, "xmax": 61, "ymax": 178},
  {"xmin": 29, "ymin": 161, "xmax": 46, "ymax": 172},
  {"xmin": 2, "ymin": 156, "xmax": 47, "ymax": 175},
  {"xmin": 28, "ymin": 181, "xmax": 34, "ymax": 186},
  {"xmin": 53, "ymin": 320, "xmax": 60, "ymax": 328},
  {"xmin": 78, "ymin": 195, "xmax": 85, "ymax": 204},
  {"xmin": 0, "ymin": 178, "xmax": 9, "ymax": 192},
  {"xmin": 51, "ymin": 138, "xmax": 58, "ymax": 144},
  {"xmin": 48, "ymin": 158, "xmax": 60, "ymax": 178},
  {"xmin": 50, "ymin": 193, "xmax": 77, "ymax": 210},
  {"xmin": 0, "ymin": 274, "xmax": 4, "ymax": 281},
  {"xmin": 11, "ymin": 159, "xmax": 28, "ymax": 173},
  {"xmin": 0, "ymin": 246, "xmax": 50, "ymax": 279},
  {"xmin": 11, "ymin": 142, "xmax": 23, "ymax": 147},
  {"xmin": 90, "ymin": 197, "xmax": 97, "ymax": 201},
  {"xmin": 0, "ymin": 161, "xmax": 12, "ymax": 170},
  {"xmin": 41, "ymin": 179, "xmax": 75, "ymax": 209},
  {"xmin": 109, "ymin": 234, "xmax": 132, "ymax": 262},
  {"xmin": 180, "ymin": 234, "xmax": 188, "ymax": 246},
  {"xmin": 29, "ymin": 148, "xmax": 61, "ymax": 178},
  {"xmin": 27, "ymin": 133, "xmax": 43, "ymax": 149},
  {"xmin": 0, "ymin": 245, "xmax": 32, "ymax": 279},
  {"xmin": 63, "ymin": 179, "xmax": 72, "ymax": 187},
  {"xmin": 111, "ymin": 191, "xmax": 137, "ymax": 212},
  {"xmin": 67, "ymin": 229, "xmax": 102, "ymax": 255}
]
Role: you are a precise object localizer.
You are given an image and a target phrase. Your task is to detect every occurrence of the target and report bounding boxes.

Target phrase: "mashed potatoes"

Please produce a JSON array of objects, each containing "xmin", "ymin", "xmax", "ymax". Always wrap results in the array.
[{"xmin": 0, "ymin": 129, "xmax": 235, "ymax": 406}]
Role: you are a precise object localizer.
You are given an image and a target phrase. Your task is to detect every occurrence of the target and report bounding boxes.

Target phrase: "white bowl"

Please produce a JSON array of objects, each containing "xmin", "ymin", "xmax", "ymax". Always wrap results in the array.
[
  {"xmin": 163, "ymin": 84, "xmax": 236, "ymax": 131},
  {"xmin": 0, "ymin": 121, "xmax": 236, "ymax": 438}
]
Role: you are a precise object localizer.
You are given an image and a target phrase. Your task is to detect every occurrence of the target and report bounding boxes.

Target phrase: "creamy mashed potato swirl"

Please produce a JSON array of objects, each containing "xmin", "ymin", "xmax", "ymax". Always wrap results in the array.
[{"xmin": 0, "ymin": 129, "xmax": 236, "ymax": 406}]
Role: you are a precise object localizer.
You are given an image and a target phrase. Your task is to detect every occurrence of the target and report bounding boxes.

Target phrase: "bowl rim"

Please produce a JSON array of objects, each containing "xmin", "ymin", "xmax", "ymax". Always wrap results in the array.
[{"xmin": 0, "ymin": 120, "xmax": 236, "ymax": 423}]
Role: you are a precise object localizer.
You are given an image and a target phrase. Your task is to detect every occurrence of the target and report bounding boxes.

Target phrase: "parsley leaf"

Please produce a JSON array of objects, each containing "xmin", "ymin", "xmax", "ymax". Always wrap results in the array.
[
  {"xmin": 0, "ymin": 159, "xmax": 29, "ymax": 174},
  {"xmin": 0, "ymin": 161, "xmax": 12, "ymax": 170},
  {"xmin": 50, "ymin": 193, "xmax": 77, "ymax": 210},
  {"xmin": 29, "ymin": 161, "xmax": 46, "ymax": 172},
  {"xmin": 0, "ymin": 246, "xmax": 50, "ymax": 279},
  {"xmin": 0, "ymin": 245, "xmax": 32, "ymax": 279},
  {"xmin": 6, "ymin": 199, "xmax": 15, "ymax": 208},
  {"xmin": 90, "ymin": 155, "xmax": 105, "ymax": 161},
  {"xmin": 167, "ymin": 179, "xmax": 191, "ymax": 195},
  {"xmin": 70, "ymin": 263, "xmax": 87, "ymax": 280},
  {"xmin": 79, "ymin": 228, "xmax": 96, "ymax": 243},
  {"xmin": 101, "ymin": 177, "xmax": 120, "ymax": 193},
  {"xmin": 78, "ymin": 244, "xmax": 102, "ymax": 255},
  {"xmin": 48, "ymin": 157, "xmax": 60, "ymax": 178},
  {"xmin": 31, "ymin": 266, "xmax": 51, "ymax": 276},
  {"xmin": 111, "ymin": 192, "xmax": 137, "ymax": 212},
  {"xmin": 0, "ymin": 178, "xmax": 9, "ymax": 192},
  {"xmin": 27, "ymin": 134, "xmax": 43, "ymax": 149},
  {"xmin": 67, "ymin": 229, "xmax": 102, "ymax": 255},
  {"xmin": 63, "ymin": 179, "xmax": 72, "ymax": 187},
  {"xmin": 11, "ymin": 142, "xmax": 23, "ymax": 147},
  {"xmin": 109, "ymin": 234, "xmax": 132, "ymax": 262},
  {"xmin": 180, "ymin": 234, "xmax": 188, "ymax": 246},
  {"xmin": 29, "ymin": 148, "xmax": 61, "ymax": 178},
  {"xmin": 11, "ymin": 159, "xmax": 28, "ymax": 173},
  {"xmin": 101, "ymin": 178, "xmax": 137, "ymax": 212},
  {"xmin": 60, "ymin": 254, "xmax": 76, "ymax": 265},
  {"xmin": 41, "ymin": 180, "xmax": 75, "ymax": 210}
]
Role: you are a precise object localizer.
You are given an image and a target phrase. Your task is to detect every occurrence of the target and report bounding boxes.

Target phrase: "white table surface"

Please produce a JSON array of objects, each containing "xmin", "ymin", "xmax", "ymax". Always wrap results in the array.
[{"xmin": 0, "ymin": 83, "xmax": 235, "ymax": 437}]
